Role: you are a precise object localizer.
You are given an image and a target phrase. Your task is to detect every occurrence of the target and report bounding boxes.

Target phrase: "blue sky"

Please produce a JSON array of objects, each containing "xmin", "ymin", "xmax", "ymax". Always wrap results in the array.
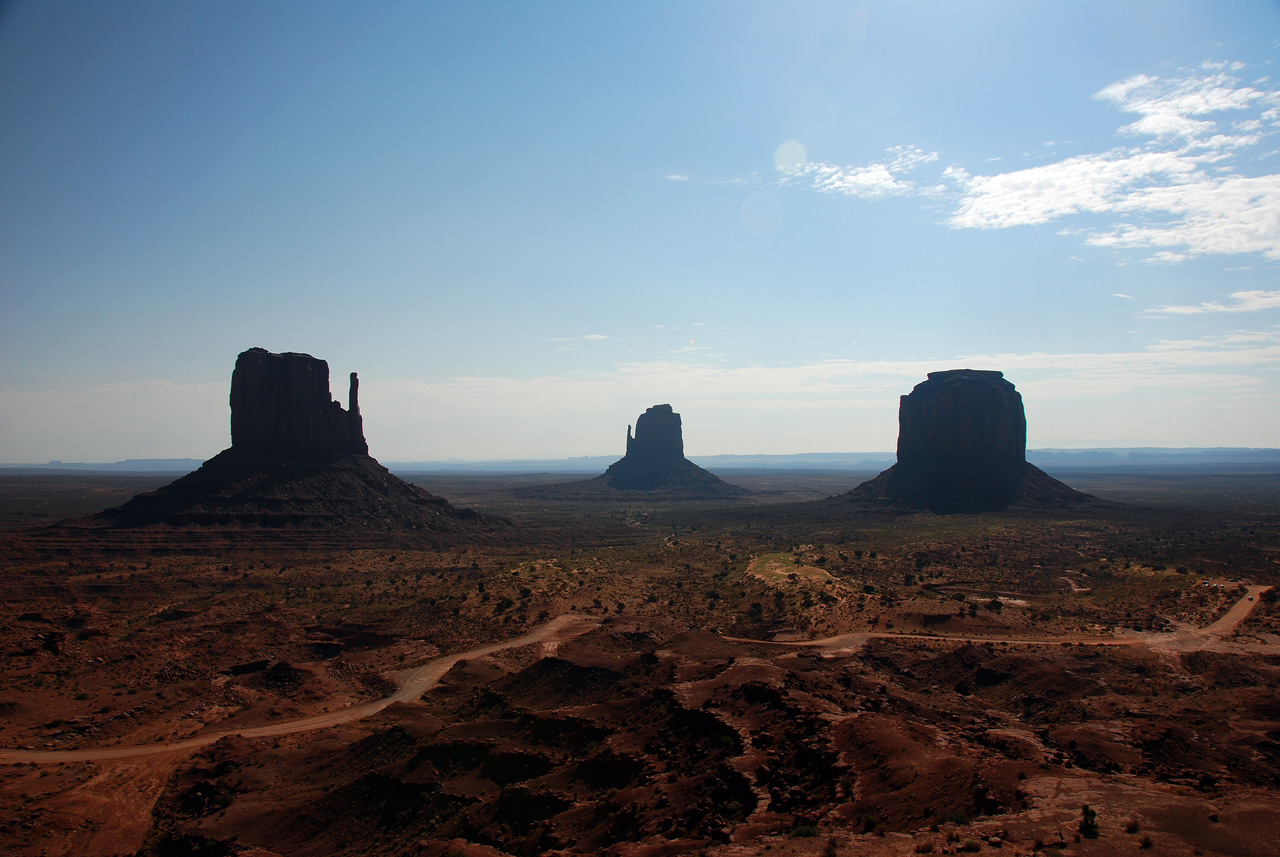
[{"xmin": 2, "ymin": 1, "xmax": 1279, "ymax": 461}]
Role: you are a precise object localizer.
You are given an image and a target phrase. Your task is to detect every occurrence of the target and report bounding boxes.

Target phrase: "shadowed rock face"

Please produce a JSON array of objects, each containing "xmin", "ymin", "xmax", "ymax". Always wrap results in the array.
[
  {"xmin": 625, "ymin": 404, "xmax": 684, "ymax": 459},
  {"xmin": 230, "ymin": 348, "xmax": 367, "ymax": 457},
  {"xmin": 598, "ymin": 404, "xmax": 740, "ymax": 493},
  {"xmin": 853, "ymin": 369, "xmax": 1087, "ymax": 512},
  {"xmin": 896, "ymin": 369, "xmax": 1025, "ymax": 470}
]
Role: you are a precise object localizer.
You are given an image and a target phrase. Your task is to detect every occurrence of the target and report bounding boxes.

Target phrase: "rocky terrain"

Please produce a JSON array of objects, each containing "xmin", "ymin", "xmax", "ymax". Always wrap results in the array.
[
  {"xmin": 0, "ymin": 366, "xmax": 1277, "ymax": 856},
  {"xmin": 1, "ymin": 469, "xmax": 1278, "ymax": 856}
]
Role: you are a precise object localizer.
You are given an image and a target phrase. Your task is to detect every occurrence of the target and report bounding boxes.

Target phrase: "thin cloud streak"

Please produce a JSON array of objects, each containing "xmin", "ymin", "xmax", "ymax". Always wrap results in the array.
[
  {"xmin": 371, "ymin": 330, "xmax": 1280, "ymax": 408},
  {"xmin": 1146, "ymin": 290, "xmax": 1280, "ymax": 315}
]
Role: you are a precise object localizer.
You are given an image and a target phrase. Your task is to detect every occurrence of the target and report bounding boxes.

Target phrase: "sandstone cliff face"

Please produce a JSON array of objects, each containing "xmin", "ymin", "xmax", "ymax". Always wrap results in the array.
[
  {"xmin": 625, "ymin": 404, "xmax": 684, "ymax": 459},
  {"xmin": 852, "ymin": 369, "xmax": 1086, "ymax": 512},
  {"xmin": 896, "ymin": 369, "xmax": 1025, "ymax": 471},
  {"xmin": 599, "ymin": 404, "xmax": 740, "ymax": 493},
  {"xmin": 229, "ymin": 348, "xmax": 367, "ymax": 457}
]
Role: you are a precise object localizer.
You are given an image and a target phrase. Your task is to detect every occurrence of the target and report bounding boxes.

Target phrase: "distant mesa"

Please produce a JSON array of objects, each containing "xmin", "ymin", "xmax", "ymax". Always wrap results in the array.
[
  {"xmin": 90, "ymin": 348, "xmax": 501, "ymax": 541},
  {"xmin": 597, "ymin": 404, "xmax": 743, "ymax": 494},
  {"xmin": 851, "ymin": 369, "xmax": 1090, "ymax": 512}
]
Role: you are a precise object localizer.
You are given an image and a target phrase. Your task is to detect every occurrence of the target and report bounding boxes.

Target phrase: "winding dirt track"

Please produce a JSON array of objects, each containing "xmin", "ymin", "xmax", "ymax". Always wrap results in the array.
[
  {"xmin": 739, "ymin": 585, "xmax": 1272, "ymax": 654},
  {"xmin": 0, "ymin": 613, "xmax": 600, "ymax": 765},
  {"xmin": 0, "ymin": 587, "xmax": 1269, "ymax": 766}
]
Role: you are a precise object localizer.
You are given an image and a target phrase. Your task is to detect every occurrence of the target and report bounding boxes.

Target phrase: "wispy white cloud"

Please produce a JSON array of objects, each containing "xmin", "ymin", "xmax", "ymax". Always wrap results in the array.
[
  {"xmin": 949, "ymin": 63, "xmax": 1280, "ymax": 260},
  {"xmin": 1146, "ymin": 290, "xmax": 1280, "ymax": 315},
  {"xmin": 1112, "ymin": 293, "xmax": 1133, "ymax": 299},
  {"xmin": 549, "ymin": 333, "xmax": 608, "ymax": 342},
  {"xmin": 783, "ymin": 145, "xmax": 939, "ymax": 199},
  {"xmin": 948, "ymin": 149, "xmax": 1196, "ymax": 228},
  {"xmin": 1097, "ymin": 62, "xmax": 1268, "ymax": 142},
  {"xmin": 777, "ymin": 62, "xmax": 1280, "ymax": 263},
  {"xmin": 1085, "ymin": 173, "xmax": 1280, "ymax": 261}
]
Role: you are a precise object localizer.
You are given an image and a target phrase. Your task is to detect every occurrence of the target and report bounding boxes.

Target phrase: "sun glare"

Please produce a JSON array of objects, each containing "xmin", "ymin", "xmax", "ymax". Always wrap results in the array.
[{"xmin": 774, "ymin": 138, "xmax": 807, "ymax": 175}]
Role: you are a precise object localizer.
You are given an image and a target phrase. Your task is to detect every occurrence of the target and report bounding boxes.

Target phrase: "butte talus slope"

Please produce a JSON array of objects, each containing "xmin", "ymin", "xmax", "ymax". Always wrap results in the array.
[
  {"xmin": 597, "ymin": 404, "xmax": 744, "ymax": 495},
  {"xmin": 85, "ymin": 348, "xmax": 502, "ymax": 542},
  {"xmin": 850, "ymin": 369, "xmax": 1091, "ymax": 513}
]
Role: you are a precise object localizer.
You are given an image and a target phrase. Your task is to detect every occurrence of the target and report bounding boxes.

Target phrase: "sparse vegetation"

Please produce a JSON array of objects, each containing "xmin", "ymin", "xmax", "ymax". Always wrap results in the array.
[
  {"xmin": 0, "ymin": 470, "xmax": 1277, "ymax": 856},
  {"xmin": 1080, "ymin": 804, "xmax": 1100, "ymax": 839}
]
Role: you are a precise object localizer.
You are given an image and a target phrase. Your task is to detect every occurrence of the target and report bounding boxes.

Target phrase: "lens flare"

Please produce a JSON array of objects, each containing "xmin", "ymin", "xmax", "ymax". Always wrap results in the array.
[{"xmin": 774, "ymin": 139, "xmax": 807, "ymax": 175}]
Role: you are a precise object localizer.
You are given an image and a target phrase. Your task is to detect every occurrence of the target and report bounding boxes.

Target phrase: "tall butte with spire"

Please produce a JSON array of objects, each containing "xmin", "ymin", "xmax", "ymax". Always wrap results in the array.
[
  {"xmin": 89, "ymin": 348, "xmax": 500, "ymax": 543},
  {"xmin": 228, "ymin": 347, "xmax": 368, "ymax": 459},
  {"xmin": 597, "ymin": 404, "xmax": 742, "ymax": 494}
]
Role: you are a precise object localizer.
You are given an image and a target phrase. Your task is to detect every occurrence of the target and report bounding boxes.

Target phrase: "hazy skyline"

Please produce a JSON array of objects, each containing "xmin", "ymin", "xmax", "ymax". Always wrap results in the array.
[{"xmin": 3, "ymin": 2, "xmax": 1279, "ymax": 462}]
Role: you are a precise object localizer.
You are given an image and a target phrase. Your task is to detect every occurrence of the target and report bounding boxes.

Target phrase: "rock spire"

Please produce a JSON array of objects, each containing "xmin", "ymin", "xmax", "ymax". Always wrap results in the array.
[{"xmin": 229, "ymin": 348, "xmax": 367, "ymax": 457}]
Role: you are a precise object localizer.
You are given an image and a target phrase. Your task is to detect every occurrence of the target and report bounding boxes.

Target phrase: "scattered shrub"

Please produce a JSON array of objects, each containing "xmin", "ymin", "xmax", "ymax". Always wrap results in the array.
[{"xmin": 1080, "ymin": 804, "xmax": 1099, "ymax": 839}]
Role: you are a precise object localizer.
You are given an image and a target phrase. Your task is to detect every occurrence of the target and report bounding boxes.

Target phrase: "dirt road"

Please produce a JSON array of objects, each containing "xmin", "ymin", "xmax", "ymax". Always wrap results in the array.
[
  {"xmin": 1202, "ymin": 584, "xmax": 1271, "ymax": 636},
  {"xmin": 0, "ymin": 613, "xmax": 600, "ymax": 765},
  {"xmin": 0, "ymin": 587, "xmax": 1269, "ymax": 766},
  {"xmin": 730, "ymin": 585, "xmax": 1274, "ymax": 654}
]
